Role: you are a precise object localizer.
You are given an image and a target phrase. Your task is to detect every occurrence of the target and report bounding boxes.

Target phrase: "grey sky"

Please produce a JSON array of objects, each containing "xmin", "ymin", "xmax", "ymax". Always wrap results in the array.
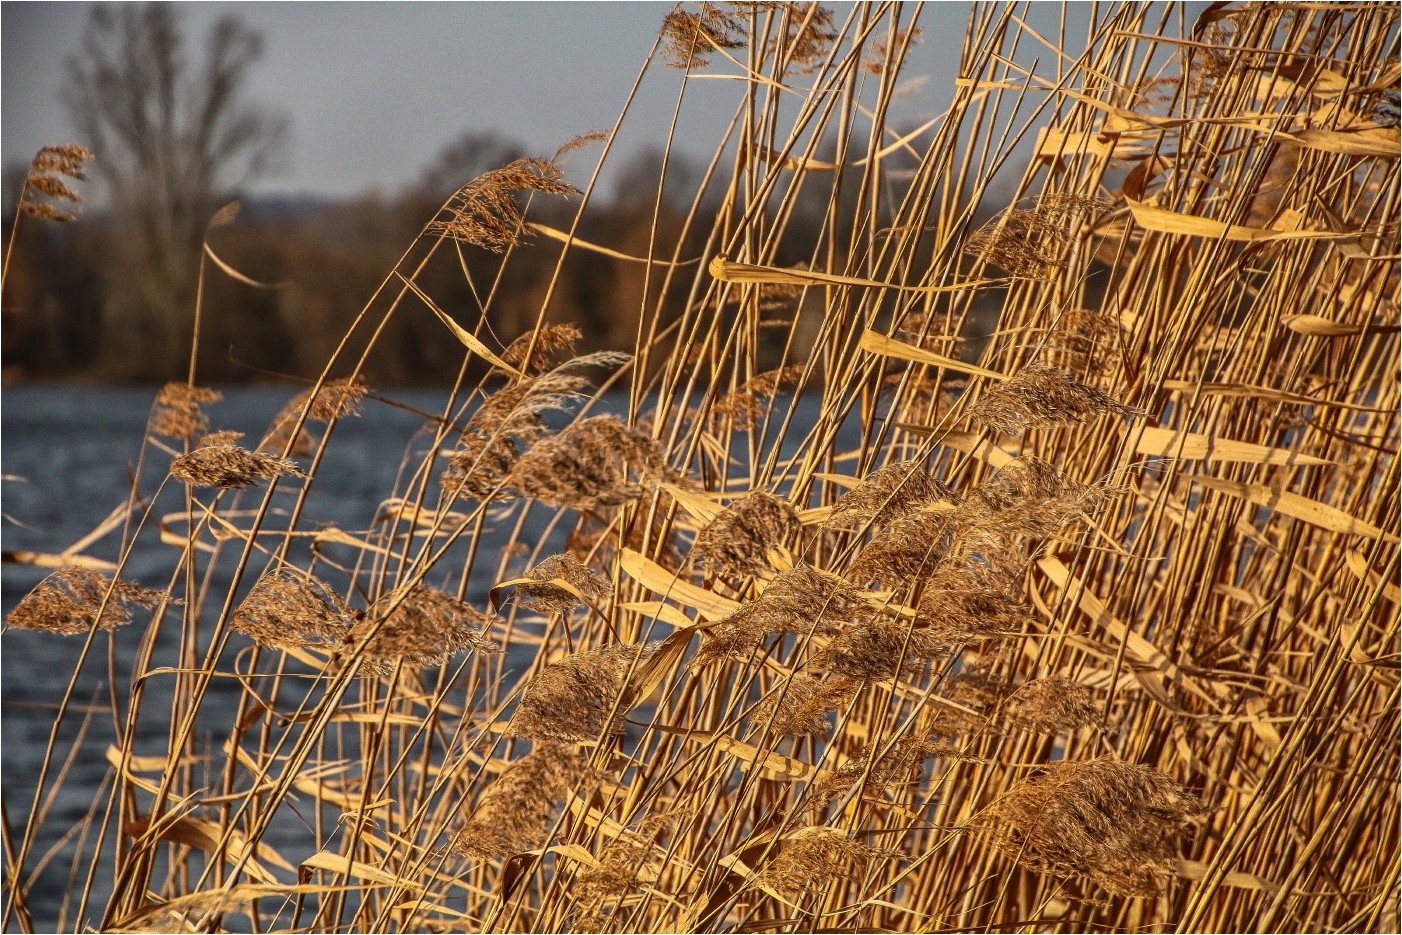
[
  {"xmin": 3, "ymin": 2, "xmax": 995, "ymax": 201},
  {"xmin": 2, "ymin": 3, "xmax": 1201, "ymax": 203}
]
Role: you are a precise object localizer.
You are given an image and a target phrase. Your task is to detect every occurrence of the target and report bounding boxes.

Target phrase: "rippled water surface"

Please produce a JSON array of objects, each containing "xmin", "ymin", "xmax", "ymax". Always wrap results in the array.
[
  {"xmin": 2, "ymin": 385, "xmax": 505, "ymax": 931},
  {"xmin": 2, "ymin": 383, "xmax": 853, "ymax": 931}
]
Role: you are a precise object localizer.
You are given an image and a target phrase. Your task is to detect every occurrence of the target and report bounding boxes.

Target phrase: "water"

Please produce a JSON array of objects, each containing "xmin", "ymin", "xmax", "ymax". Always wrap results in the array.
[
  {"xmin": 2, "ymin": 385, "xmax": 494, "ymax": 931},
  {"xmin": 2, "ymin": 383, "xmax": 870, "ymax": 931}
]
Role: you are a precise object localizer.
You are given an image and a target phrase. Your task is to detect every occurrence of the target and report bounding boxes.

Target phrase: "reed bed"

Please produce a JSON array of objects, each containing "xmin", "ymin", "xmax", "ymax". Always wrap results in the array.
[{"xmin": 4, "ymin": 3, "xmax": 1398, "ymax": 932}]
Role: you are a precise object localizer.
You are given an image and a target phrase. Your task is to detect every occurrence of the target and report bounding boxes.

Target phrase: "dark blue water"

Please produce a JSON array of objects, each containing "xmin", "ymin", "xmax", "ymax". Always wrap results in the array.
[
  {"xmin": 2, "ymin": 385, "xmax": 502, "ymax": 932},
  {"xmin": 1, "ymin": 383, "xmax": 868, "ymax": 931}
]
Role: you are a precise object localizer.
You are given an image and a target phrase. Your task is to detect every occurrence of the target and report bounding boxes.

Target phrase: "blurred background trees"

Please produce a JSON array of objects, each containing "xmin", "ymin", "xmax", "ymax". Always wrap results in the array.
[
  {"xmin": 60, "ymin": 3, "xmax": 288, "ymax": 378},
  {"xmin": 0, "ymin": 4, "xmax": 862, "ymax": 386}
]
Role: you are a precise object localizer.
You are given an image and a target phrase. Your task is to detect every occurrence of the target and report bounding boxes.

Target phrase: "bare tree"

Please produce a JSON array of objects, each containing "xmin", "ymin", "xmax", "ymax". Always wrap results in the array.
[{"xmin": 63, "ymin": 3, "xmax": 287, "ymax": 377}]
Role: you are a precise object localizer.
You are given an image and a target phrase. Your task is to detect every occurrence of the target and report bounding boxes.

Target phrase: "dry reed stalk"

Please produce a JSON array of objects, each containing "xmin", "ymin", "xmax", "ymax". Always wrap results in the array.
[{"xmin": 7, "ymin": 4, "xmax": 1398, "ymax": 934}]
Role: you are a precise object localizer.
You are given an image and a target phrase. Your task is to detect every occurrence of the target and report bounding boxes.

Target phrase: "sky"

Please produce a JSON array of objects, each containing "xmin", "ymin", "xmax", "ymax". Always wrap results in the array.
[{"xmin": 2, "ymin": 1, "xmax": 983, "ymax": 203}]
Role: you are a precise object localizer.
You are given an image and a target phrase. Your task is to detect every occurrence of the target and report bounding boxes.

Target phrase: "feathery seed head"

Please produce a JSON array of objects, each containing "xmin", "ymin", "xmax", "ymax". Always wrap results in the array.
[
  {"xmin": 512, "ymin": 553, "xmax": 610, "ymax": 615},
  {"xmin": 169, "ymin": 444, "xmax": 304, "ymax": 489},
  {"xmin": 749, "ymin": 675, "xmax": 860, "ymax": 736},
  {"xmin": 20, "ymin": 143, "xmax": 93, "ymax": 222},
  {"xmin": 511, "ymin": 642, "xmax": 654, "ymax": 742},
  {"xmin": 692, "ymin": 489, "xmax": 801, "ymax": 578},
  {"xmin": 768, "ymin": 3, "xmax": 839, "ymax": 75},
  {"xmin": 6, "ymin": 567, "xmax": 165, "ymax": 635},
  {"xmin": 761, "ymin": 826, "xmax": 882, "ymax": 896},
  {"xmin": 696, "ymin": 563, "xmax": 862, "ymax": 663},
  {"xmin": 231, "ymin": 568, "xmax": 353, "ymax": 651},
  {"xmin": 149, "ymin": 383, "xmax": 223, "ymax": 441},
  {"xmin": 351, "ymin": 585, "xmax": 498, "ymax": 673},
  {"xmin": 967, "ymin": 363, "xmax": 1140, "ymax": 436},
  {"xmin": 977, "ymin": 756, "xmax": 1208, "ymax": 897},
  {"xmin": 258, "ymin": 377, "xmax": 367, "ymax": 457},
  {"xmin": 500, "ymin": 323, "xmax": 584, "ymax": 375},
  {"xmin": 451, "ymin": 741, "xmax": 595, "ymax": 860},
  {"xmin": 507, "ymin": 414, "xmax": 673, "ymax": 511},
  {"xmin": 810, "ymin": 617, "xmax": 946, "ymax": 681},
  {"xmin": 1002, "ymin": 676, "xmax": 1103, "ymax": 733},
  {"xmin": 963, "ymin": 193, "xmax": 1111, "ymax": 279},
  {"xmin": 847, "ymin": 507, "xmax": 956, "ymax": 586},
  {"xmin": 426, "ymin": 157, "xmax": 579, "ymax": 252},
  {"xmin": 660, "ymin": 3, "xmax": 745, "ymax": 69},
  {"xmin": 825, "ymin": 459, "xmax": 959, "ymax": 531},
  {"xmin": 711, "ymin": 364, "xmax": 804, "ymax": 431}
]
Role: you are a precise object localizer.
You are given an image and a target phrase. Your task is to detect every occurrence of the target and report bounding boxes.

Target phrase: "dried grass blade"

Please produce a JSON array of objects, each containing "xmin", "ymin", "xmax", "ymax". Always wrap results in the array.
[
  {"xmin": 860, "ymin": 331, "xmax": 1009, "ymax": 380},
  {"xmin": 1037, "ymin": 556, "xmax": 1220, "ymax": 708},
  {"xmin": 393, "ymin": 272, "xmax": 523, "ymax": 376},
  {"xmin": 527, "ymin": 222, "xmax": 701, "ymax": 266},
  {"xmin": 1135, "ymin": 427, "xmax": 1331, "ymax": 465},
  {"xmin": 1284, "ymin": 314, "xmax": 1399, "ymax": 337},
  {"xmin": 123, "ymin": 816, "xmax": 293, "ymax": 884},
  {"xmin": 710, "ymin": 255, "xmax": 1002, "ymax": 294},
  {"xmin": 2, "ymin": 550, "xmax": 117, "ymax": 572},
  {"xmin": 1191, "ymin": 476, "xmax": 1395, "ymax": 541},
  {"xmin": 618, "ymin": 548, "xmax": 740, "ymax": 619},
  {"xmin": 203, "ymin": 242, "xmax": 287, "ymax": 288},
  {"xmin": 300, "ymin": 851, "xmax": 419, "ymax": 888}
]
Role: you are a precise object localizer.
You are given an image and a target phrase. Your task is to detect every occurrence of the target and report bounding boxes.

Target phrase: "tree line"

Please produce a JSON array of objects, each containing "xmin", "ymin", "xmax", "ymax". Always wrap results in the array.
[{"xmin": 0, "ymin": 5, "xmax": 743, "ymax": 386}]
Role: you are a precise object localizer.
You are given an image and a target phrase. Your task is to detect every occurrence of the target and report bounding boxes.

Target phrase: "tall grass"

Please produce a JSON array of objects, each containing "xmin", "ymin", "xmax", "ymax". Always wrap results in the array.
[{"xmin": 4, "ymin": 3, "xmax": 1398, "ymax": 932}]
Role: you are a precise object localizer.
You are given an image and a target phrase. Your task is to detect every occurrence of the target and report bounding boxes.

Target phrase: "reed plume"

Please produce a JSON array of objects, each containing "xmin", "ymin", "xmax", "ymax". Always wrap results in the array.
[
  {"xmin": 511, "ymin": 642, "xmax": 653, "ymax": 742},
  {"xmin": 258, "ymin": 377, "xmax": 367, "ymax": 457},
  {"xmin": 977, "ymin": 757, "xmax": 1208, "ymax": 897},
  {"xmin": 511, "ymin": 553, "xmax": 610, "ymax": 615},
  {"xmin": 6, "ymin": 567, "xmax": 166, "ymax": 635},
  {"xmin": 231, "ymin": 568, "xmax": 353, "ymax": 651},
  {"xmin": 350, "ymin": 585, "xmax": 498, "ymax": 672},
  {"xmin": 169, "ymin": 443, "xmax": 304, "ymax": 489},
  {"xmin": 426, "ymin": 157, "xmax": 579, "ymax": 252},
  {"xmin": 692, "ymin": 489, "xmax": 801, "ymax": 577},
  {"xmin": 451, "ymin": 742, "xmax": 595, "ymax": 860},
  {"xmin": 148, "ymin": 383, "xmax": 222, "ymax": 441}
]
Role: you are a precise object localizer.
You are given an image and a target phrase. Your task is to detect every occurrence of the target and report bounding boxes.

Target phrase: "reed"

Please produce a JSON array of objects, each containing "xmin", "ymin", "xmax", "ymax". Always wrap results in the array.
[{"xmin": 4, "ymin": 3, "xmax": 1398, "ymax": 932}]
